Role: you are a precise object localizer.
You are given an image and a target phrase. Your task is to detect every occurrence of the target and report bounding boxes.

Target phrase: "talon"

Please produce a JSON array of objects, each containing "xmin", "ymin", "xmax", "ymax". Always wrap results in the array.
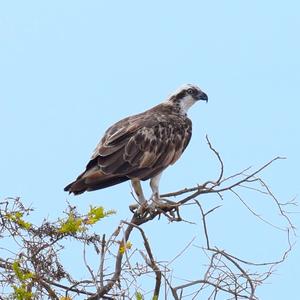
[
  {"xmin": 129, "ymin": 196, "xmax": 177, "ymax": 217},
  {"xmin": 129, "ymin": 203, "xmax": 139, "ymax": 213},
  {"xmin": 147, "ymin": 201, "xmax": 159, "ymax": 213},
  {"xmin": 132, "ymin": 201, "xmax": 148, "ymax": 218},
  {"xmin": 151, "ymin": 197, "xmax": 177, "ymax": 207}
]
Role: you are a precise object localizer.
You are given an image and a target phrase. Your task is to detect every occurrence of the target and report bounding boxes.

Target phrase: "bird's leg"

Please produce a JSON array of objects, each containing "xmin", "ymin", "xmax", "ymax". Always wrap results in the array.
[
  {"xmin": 130, "ymin": 175, "xmax": 175, "ymax": 215},
  {"xmin": 150, "ymin": 173, "xmax": 163, "ymax": 204},
  {"xmin": 130, "ymin": 178, "xmax": 149, "ymax": 216},
  {"xmin": 150, "ymin": 173, "xmax": 177, "ymax": 208},
  {"xmin": 131, "ymin": 178, "xmax": 147, "ymax": 205}
]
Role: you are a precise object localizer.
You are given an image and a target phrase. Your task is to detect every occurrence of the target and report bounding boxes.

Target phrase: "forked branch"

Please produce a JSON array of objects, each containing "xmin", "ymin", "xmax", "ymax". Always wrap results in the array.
[{"xmin": 0, "ymin": 138, "xmax": 295, "ymax": 299}]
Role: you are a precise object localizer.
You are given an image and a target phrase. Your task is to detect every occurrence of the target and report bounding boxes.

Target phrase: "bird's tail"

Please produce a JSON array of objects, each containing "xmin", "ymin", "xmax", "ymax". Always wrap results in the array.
[{"xmin": 64, "ymin": 169, "xmax": 129, "ymax": 195}]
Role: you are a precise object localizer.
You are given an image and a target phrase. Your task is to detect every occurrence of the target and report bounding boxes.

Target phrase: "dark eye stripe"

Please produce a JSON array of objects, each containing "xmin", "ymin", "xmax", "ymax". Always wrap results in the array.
[
  {"xmin": 187, "ymin": 88, "xmax": 195, "ymax": 95},
  {"xmin": 169, "ymin": 87, "xmax": 197, "ymax": 102}
]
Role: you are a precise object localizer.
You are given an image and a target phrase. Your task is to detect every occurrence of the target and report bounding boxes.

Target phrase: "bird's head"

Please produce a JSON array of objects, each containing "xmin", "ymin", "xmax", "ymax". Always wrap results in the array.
[{"xmin": 166, "ymin": 84, "xmax": 208, "ymax": 113}]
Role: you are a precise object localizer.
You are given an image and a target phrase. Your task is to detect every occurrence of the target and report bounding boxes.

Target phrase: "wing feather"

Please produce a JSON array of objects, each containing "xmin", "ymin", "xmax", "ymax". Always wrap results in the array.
[{"xmin": 95, "ymin": 112, "xmax": 191, "ymax": 177}]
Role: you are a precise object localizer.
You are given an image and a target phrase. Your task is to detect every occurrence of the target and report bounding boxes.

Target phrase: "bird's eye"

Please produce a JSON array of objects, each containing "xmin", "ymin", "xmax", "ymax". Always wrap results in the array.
[{"xmin": 187, "ymin": 88, "xmax": 194, "ymax": 95}]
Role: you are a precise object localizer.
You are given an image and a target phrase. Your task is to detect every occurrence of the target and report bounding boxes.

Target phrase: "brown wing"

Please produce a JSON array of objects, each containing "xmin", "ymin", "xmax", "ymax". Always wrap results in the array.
[{"xmin": 64, "ymin": 104, "xmax": 192, "ymax": 194}]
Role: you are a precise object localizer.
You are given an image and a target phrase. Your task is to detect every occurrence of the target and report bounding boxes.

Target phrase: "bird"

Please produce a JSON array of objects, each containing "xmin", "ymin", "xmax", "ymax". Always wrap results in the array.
[{"xmin": 64, "ymin": 84, "xmax": 208, "ymax": 206}]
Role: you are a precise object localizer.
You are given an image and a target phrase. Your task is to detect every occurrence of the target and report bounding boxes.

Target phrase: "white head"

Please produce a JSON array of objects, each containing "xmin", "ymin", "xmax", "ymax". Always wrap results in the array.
[{"xmin": 166, "ymin": 84, "xmax": 208, "ymax": 113}]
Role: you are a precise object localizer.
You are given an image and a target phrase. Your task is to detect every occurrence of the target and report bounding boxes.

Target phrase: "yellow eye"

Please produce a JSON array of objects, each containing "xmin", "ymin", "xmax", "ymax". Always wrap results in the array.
[{"xmin": 187, "ymin": 88, "xmax": 194, "ymax": 95}]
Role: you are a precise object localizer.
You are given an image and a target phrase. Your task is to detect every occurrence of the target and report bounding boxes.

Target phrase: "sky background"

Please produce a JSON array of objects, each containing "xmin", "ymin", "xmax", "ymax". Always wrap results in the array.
[{"xmin": 1, "ymin": 1, "xmax": 299, "ymax": 299}]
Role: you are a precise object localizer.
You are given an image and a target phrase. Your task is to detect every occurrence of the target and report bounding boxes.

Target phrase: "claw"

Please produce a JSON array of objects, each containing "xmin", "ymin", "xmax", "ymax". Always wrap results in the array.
[
  {"xmin": 129, "ymin": 197, "xmax": 177, "ymax": 218},
  {"xmin": 129, "ymin": 201, "xmax": 148, "ymax": 218},
  {"xmin": 129, "ymin": 203, "xmax": 139, "ymax": 213},
  {"xmin": 150, "ymin": 196, "xmax": 176, "ymax": 206}
]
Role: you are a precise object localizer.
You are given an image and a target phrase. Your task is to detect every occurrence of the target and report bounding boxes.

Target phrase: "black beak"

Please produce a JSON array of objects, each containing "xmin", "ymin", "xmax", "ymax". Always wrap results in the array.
[{"xmin": 198, "ymin": 91, "xmax": 208, "ymax": 102}]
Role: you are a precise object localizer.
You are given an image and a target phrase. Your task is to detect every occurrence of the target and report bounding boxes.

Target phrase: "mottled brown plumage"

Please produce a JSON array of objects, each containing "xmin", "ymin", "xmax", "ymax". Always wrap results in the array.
[{"xmin": 64, "ymin": 84, "xmax": 208, "ymax": 202}]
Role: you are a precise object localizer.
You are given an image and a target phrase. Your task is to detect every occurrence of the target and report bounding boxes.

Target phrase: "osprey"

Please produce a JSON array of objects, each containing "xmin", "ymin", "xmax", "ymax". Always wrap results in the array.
[{"xmin": 64, "ymin": 84, "xmax": 208, "ymax": 206}]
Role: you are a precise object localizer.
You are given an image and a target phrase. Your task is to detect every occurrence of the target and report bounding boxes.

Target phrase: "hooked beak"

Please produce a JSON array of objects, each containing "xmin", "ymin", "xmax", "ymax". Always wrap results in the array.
[{"xmin": 197, "ymin": 91, "xmax": 208, "ymax": 102}]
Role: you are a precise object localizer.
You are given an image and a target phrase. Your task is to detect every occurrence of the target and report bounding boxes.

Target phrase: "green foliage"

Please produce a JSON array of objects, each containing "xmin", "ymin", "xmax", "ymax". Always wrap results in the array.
[
  {"xmin": 4, "ymin": 212, "xmax": 31, "ymax": 230},
  {"xmin": 1, "ymin": 199, "xmax": 118, "ymax": 299},
  {"xmin": 12, "ymin": 284, "xmax": 33, "ymax": 300},
  {"xmin": 135, "ymin": 291, "xmax": 144, "ymax": 300},
  {"xmin": 119, "ymin": 241, "xmax": 132, "ymax": 254},
  {"xmin": 58, "ymin": 206, "xmax": 115, "ymax": 234},
  {"xmin": 135, "ymin": 291, "xmax": 158, "ymax": 300},
  {"xmin": 12, "ymin": 261, "xmax": 34, "ymax": 281},
  {"xmin": 11, "ymin": 260, "xmax": 35, "ymax": 300},
  {"xmin": 86, "ymin": 206, "xmax": 116, "ymax": 225},
  {"xmin": 58, "ymin": 212, "xmax": 84, "ymax": 234}
]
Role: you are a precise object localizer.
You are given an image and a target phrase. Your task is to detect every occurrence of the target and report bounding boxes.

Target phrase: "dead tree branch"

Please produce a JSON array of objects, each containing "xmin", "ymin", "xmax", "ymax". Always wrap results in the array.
[{"xmin": 0, "ymin": 138, "xmax": 296, "ymax": 299}]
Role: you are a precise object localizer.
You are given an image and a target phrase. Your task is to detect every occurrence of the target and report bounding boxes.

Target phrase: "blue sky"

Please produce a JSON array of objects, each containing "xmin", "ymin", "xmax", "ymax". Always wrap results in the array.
[{"xmin": 1, "ymin": 1, "xmax": 299, "ymax": 299}]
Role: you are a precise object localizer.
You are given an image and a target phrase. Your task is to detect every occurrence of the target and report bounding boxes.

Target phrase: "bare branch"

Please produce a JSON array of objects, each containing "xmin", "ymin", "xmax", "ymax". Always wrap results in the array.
[{"xmin": 0, "ymin": 139, "xmax": 295, "ymax": 300}]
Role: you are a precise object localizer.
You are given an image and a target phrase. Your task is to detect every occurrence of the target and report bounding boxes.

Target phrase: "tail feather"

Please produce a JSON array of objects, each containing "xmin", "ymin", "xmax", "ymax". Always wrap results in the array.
[{"xmin": 64, "ymin": 170, "xmax": 129, "ymax": 195}]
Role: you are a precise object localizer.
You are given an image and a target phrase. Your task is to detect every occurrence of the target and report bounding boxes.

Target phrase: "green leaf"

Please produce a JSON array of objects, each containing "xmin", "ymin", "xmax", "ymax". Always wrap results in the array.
[
  {"xmin": 12, "ymin": 261, "xmax": 23, "ymax": 281},
  {"xmin": 13, "ymin": 284, "xmax": 33, "ymax": 300},
  {"xmin": 119, "ymin": 241, "xmax": 132, "ymax": 254},
  {"xmin": 5, "ymin": 212, "xmax": 31, "ymax": 230},
  {"xmin": 12, "ymin": 261, "xmax": 34, "ymax": 282},
  {"xmin": 135, "ymin": 291, "xmax": 144, "ymax": 300},
  {"xmin": 58, "ymin": 212, "xmax": 84, "ymax": 234},
  {"xmin": 86, "ymin": 206, "xmax": 115, "ymax": 225},
  {"xmin": 86, "ymin": 206, "xmax": 104, "ymax": 224}
]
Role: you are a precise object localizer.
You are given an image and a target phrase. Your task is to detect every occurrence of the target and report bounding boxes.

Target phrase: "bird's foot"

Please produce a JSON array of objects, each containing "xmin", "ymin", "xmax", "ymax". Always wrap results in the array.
[
  {"xmin": 129, "ymin": 201, "xmax": 159, "ymax": 217},
  {"xmin": 141, "ymin": 197, "xmax": 177, "ymax": 215},
  {"xmin": 129, "ymin": 198, "xmax": 178, "ymax": 218},
  {"xmin": 150, "ymin": 195, "xmax": 177, "ymax": 207},
  {"xmin": 154, "ymin": 198, "xmax": 176, "ymax": 205},
  {"xmin": 129, "ymin": 200, "xmax": 151, "ymax": 217}
]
